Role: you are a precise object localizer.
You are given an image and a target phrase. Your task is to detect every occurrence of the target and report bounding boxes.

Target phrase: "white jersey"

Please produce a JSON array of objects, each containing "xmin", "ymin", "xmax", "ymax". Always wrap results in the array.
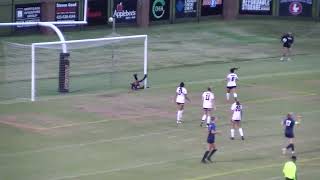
[
  {"xmin": 231, "ymin": 103, "xmax": 242, "ymax": 120},
  {"xmin": 176, "ymin": 87, "xmax": 187, "ymax": 104},
  {"xmin": 202, "ymin": 91, "xmax": 214, "ymax": 109},
  {"xmin": 226, "ymin": 73, "xmax": 238, "ymax": 87}
]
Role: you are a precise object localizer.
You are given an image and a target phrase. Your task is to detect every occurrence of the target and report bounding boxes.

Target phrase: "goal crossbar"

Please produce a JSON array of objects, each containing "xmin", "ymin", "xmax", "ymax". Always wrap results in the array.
[{"xmin": 31, "ymin": 35, "xmax": 148, "ymax": 101}]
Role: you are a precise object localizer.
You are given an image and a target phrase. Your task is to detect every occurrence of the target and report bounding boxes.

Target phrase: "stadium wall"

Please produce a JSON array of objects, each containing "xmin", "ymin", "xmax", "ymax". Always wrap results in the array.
[{"xmin": 0, "ymin": 0, "xmax": 319, "ymax": 36}]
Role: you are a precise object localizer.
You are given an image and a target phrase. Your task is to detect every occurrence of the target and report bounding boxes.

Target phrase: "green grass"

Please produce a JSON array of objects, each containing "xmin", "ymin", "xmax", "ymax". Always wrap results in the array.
[{"xmin": 0, "ymin": 19, "xmax": 320, "ymax": 180}]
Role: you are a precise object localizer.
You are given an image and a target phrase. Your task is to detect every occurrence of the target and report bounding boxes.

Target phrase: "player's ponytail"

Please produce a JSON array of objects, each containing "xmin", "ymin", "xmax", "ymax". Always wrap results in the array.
[
  {"xmin": 179, "ymin": 82, "xmax": 184, "ymax": 93},
  {"xmin": 230, "ymin": 67, "xmax": 239, "ymax": 73}
]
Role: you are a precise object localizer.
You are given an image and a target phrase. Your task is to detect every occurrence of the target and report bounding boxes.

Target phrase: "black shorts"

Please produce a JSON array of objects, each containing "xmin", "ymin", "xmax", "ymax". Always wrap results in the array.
[
  {"xmin": 283, "ymin": 43, "xmax": 291, "ymax": 48},
  {"xmin": 203, "ymin": 108, "xmax": 212, "ymax": 110},
  {"xmin": 207, "ymin": 137, "xmax": 215, "ymax": 144},
  {"xmin": 176, "ymin": 102, "xmax": 184, "ymax": 105},
  {"xmin": 285, "ymin": 178, "xmax": 294, "ymax": 180},
  {"xmin": 227, "ymin": 86, "xmax": 236, "ymax": 90},
  {"xmin": 285, "ymin": 131, "xmax": 294, "ymax": 138}
]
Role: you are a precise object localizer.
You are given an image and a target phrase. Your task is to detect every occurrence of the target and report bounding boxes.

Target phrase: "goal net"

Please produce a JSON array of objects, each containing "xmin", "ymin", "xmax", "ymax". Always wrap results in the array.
[{"xmin": 0, "ymin": 35, "xmax": 148, "ymax": 102}]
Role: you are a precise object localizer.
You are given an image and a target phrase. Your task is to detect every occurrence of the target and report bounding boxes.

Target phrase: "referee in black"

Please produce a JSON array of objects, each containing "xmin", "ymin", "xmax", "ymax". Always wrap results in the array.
[{"xmin": 280, "ymin": 32, "xmax": 294, "ymax": 61}]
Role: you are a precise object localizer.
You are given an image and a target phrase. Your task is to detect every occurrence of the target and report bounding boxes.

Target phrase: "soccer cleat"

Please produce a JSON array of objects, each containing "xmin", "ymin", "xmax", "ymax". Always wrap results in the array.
[
  {"xmin": 280, "ymin": 57, "xmax": 284, "ymax": 61},
  {"xmin": 230, "ymin": 137, "xmax": 234, "ymax": 140},
  {"xmin": 201, "ymin": 159, "xmax": 207, "ymax": 164},
  {"xmin": 287, "ymin": 58, "xmax": 291, "ymax": 61},
  {"xmin": 241, "ymin": 136, "xmax": 245, "ymax": 140},
  {"xmin": 207, "ymin": 159, "xmax": 213, "ymax": 163},
  {"xmin": 282, "ymin": 148, "xmax": 287, "ymax": 155}
]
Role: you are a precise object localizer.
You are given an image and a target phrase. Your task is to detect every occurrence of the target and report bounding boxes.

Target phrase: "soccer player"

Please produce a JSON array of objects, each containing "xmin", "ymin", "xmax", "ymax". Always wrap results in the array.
[
  {"xmin": 201, "ymin": 87, "xmax": 216, "ymax": 127},
  {"xmin": 230, "ymin": 99, "xmax": 244, "ymax": 140},
  {"xmin": 174, "ymin": 82, "xmax": 190, "ymax": 124},
  {"xmin": 280, "ymin": 32, "xmax": 294, "ymax": 61},
  {"xmin": 283, "ymin": 156, "xmax": 297, "ymax": 180},
  {"xmin": 282, "ymin": 113, "xmax": 301, "ymax": 155},
  {"xmin": 226, "ymin": 68, "xmax": 239, "ymax": 101},
  {"xmin": 130, "ymin": 73, "xmax": 147, "ymax": 91},
  {"xmin": 201, "ymin": 117, "xmax": 219, "ymax": 163}
]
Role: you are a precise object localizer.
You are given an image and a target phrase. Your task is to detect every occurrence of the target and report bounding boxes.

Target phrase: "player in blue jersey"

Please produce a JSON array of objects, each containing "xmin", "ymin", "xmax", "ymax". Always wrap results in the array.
[
  {"xmin": 201, "ymin": 117, "xmax": 220, "ymax": 163},
  {"xmin": 282, "ymin": 113, "xmax": 301, "ymax": 155}
]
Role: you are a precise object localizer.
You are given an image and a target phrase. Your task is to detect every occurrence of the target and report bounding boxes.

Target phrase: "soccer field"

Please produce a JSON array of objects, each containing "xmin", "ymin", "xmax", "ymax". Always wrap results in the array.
[{"xmin": 0, "ymin": 19, "xmax": 320, "ymax": 180}]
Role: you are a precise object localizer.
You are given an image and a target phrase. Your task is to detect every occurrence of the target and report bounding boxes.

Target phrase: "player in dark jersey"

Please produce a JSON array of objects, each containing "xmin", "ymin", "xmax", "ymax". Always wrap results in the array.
[
  {"xmin": 281, "ymin": 32, "xmax": 294, "ymax": 61},
  {"xmin": 282, "ymin": 113, "xmax": 301, "ymax": 155},
  {"xmin": 201, "ymin": 117, "xmax": 219, "ymax": 163},
  {"xmin": 130, "ymin": 73, "xmax": 147, "ymax": 91}
]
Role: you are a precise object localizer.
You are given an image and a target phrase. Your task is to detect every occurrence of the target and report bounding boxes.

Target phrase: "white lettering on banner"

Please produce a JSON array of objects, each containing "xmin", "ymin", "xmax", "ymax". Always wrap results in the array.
[
  {"xmin": 184, "ymin": 0, "xmax": 196, "ymax": 12},
  {"xmin": 280, "ymin": 0, "xmax": 312, "ymax": 4},
  {"xmin": 113, "ymin": 10, "xmax": 136, "ymax": 19},
  {"xmin": 242, "ymin": 0, "xmax": 271, "ymax": 11}
]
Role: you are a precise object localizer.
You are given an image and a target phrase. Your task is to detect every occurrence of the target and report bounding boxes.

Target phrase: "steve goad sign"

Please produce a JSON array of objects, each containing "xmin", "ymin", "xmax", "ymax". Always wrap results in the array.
[
  {"xmin": 55, "ymin": 2, "xmax": 79, "ymax": 27},
  {"xmin": 279, "ymin": 0, "xmax": 312, "ymax": 17},
  {"xmin": 150, "ymin": 0, "xmax": 170, "ymax": 21},
  {"xmin": 113, "ymin": 0, "xmax": 137, "ymax": 23}
]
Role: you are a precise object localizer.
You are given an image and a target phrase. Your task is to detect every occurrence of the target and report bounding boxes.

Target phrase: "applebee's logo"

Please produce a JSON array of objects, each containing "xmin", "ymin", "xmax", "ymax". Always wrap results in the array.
[{"xmin": 113, "ymin": 2, "xmax": 136, "ymax": 19}]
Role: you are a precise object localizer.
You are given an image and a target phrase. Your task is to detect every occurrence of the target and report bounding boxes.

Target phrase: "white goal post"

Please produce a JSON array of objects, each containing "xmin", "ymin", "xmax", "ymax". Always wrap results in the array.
[{"xmin": 30, "ymin": 35, "xmax": 148, "ymax": 101}]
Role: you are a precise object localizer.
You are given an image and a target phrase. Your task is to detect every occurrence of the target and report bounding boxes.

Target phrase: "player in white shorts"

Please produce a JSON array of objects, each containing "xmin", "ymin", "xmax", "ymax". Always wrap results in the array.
[
  {"xmin": 226, "ymin": 68, "xmax": 239, "ymax": 101},
  {"xmin": 230, "ymin": 99, "xmax": 244, "ymax": 140},
  {"xmin": 174, "ymin": 82, "xmax": 190, "ymax": 124},
  {"xmin": 201, "ymin": 87, "xmax": 216, "ymax": 127}
]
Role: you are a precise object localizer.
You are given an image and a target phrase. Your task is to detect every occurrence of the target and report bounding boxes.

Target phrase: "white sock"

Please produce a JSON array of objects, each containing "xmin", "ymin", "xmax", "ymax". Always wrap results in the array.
[
  {"xmin": 177, "ymin": 111, "xmax": 181, "ymax": 121},
  {"xmin": 202, "ymin": 115, "xmax": 206, "ymax": 121},
  {"xmin": 233, "ymin": 93, "xmax": 238, "ymax": 98},
  {"xmin": 226, "ymin": 93, "xmax": 230, "ymax": 100},
  {"xmin": 206, "ymin": 116, "xmax": 211, "ymax": 125},
  {"xmin": 231, "ymin": 129, "xmax": 235, "ymax": 138},
  {"xmin": 179, "ymin": 110, "xmax": 184, "ymax": 120},
  {"xmin": 239, "ymin": 128, "xmax": 244, "ymax": 137}
]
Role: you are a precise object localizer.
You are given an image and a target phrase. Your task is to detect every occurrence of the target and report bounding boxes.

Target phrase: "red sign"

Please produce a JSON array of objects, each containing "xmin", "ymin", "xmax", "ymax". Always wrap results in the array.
[{"xmin": 289, "ymin": 2, "xmax": 302, "ymax": 15}]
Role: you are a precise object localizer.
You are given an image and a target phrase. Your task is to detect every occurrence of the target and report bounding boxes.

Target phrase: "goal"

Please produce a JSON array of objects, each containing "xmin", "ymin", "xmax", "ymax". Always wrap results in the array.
[{"xmin": 1, "ymin": 35, "xmax": 148, "ymax": 102}]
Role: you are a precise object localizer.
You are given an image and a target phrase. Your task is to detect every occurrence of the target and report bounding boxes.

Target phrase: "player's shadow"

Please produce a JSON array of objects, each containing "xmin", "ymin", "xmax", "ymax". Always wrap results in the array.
[
  {"xmin": 214, "ymin": 155, "xmax": 267, "ymax": 163},
  {"xmin": 297, "ymin": 147, "xmax": 320, "ymax": 155}
]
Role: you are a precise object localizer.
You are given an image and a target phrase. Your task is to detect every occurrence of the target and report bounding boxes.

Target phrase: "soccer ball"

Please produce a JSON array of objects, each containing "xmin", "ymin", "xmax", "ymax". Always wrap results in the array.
[{"xmin": 108, "ymin": 17, "xmax": 114, "ymax": 23}]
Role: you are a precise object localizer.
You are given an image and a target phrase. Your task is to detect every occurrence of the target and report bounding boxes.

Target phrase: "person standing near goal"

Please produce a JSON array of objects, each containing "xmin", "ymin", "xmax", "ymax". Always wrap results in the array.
[
  {"xmin": 174, "ymin": 82, "xmax": 190, "ymax": 124},
  {"xmin": 230, "ymin": 99, "xmax": 244, "ymax": 140},
  {"xmin": 201, "ymin": 87, "xmax": 216, "ymax": 127},
  {"xmin": 226, "ymin": 68, "xmax": 239, "ymax": 101}
]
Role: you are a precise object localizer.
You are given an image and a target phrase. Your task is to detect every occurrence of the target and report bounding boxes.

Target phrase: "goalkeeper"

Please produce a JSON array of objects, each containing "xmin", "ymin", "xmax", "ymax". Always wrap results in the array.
[{"xmin": 130, "ymin": 73, "xmax": 147, "ymax": 91}]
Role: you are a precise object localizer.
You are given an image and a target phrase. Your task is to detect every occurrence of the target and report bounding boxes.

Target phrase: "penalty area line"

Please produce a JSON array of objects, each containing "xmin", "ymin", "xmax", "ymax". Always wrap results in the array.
[{"xmin": 184, "ymin": 157, "xmax": 320, "ymax": 180}]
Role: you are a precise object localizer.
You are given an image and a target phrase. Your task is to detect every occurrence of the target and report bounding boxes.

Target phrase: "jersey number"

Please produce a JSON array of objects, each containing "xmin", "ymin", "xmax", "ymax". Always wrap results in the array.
[
  {"xmin": 285, "ymin": 120, "xmax": 292, "ymax": 126},
  {"xmin": 231, "ymin": 77, "xmax": 235, "ymax": 81},
  {"xmin": 205, "ymin": 94, "xmax": 210, "ymax": 100},
  {"xmin": 178, "ymin": 88, "xmax": 182, "ymax": 95},
  {"xmin": 235, "ymin": 105, "xmax": 241, "ymax": 111}
]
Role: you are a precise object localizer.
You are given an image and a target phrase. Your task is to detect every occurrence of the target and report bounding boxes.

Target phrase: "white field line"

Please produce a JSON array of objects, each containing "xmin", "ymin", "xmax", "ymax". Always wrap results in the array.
[
  {"xmin": 0, "ymin": 69, "xmax": 319, "ymax": 105},
  {"xmin": 1, "ymin": 109, "xmax": 319, "ymax": 158},
  {"xmin": 38, "ymin": 119, "xmax": 112, "ymax": 131},
  {"xmin": 0, "ymin": 129, "xmax": 183, "ymax": 157},
  {"xmin": 0, "ymin": 91, "xmax": 315, "ymax": 132},
  {"xmin": 49, "ymin": 138, "xmax": 320, "ymax": 180}
]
